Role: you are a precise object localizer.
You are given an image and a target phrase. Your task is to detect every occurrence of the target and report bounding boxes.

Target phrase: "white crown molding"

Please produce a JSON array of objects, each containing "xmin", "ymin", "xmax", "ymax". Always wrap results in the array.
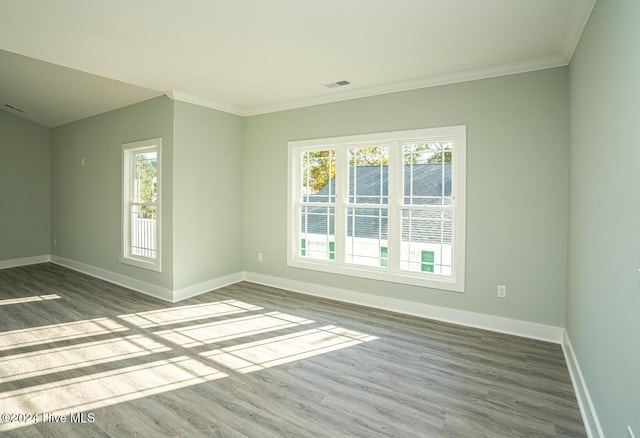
[
  {"xmin": 0, "ymin": 255, "xmax": 51, "ymax": 270},
  {"xmin": 243, "ymin": 271, "xmax": 564, "ymax": 343},
  {"xmin": 562, "ymin": 0, "xmax": 598, "ymax": 63},
  {"xmin": 166, "ymin": 90, "xmax": 246, "ymax": 116},
  {"xmin": 562, "ymin": 330, "xmax": 604, "ymax": 438},
  {"xmin": 50, "ymin": 255, "xmax": 174, "ymax": 302},
  {"xmin": 166, "ymin": 55, "xmax": 568, "ymax": 119},
  {"xmin": 241, "ymin": 55, "xmax": 568, "ymax": 117}
]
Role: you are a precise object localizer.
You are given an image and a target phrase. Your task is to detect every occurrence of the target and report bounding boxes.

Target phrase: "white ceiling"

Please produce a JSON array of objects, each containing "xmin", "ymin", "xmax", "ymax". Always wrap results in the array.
[{"xmin": 0, "ymin": 0, "xmax": 596, "ymax": 128}]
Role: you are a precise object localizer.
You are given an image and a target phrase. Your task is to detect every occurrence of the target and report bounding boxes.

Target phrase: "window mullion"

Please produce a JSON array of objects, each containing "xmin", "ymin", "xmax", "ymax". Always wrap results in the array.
[
  {"xmin": 334, "ymin": 146, "xmax": 348, "ymax": 264},
  {"xmin": 128, "ymin": 149, "xmax": 138, "ymax": 259},
  {"xmin": 291, "ymin": 151, "xmax": 302, "ymax": 260},
  {"xmin": 388, "ymin": 142, "xmax": 402, "ymax": 273}
]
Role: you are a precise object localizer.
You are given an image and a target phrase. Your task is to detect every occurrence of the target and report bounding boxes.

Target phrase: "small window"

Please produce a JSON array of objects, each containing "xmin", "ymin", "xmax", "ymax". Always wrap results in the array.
[
  {"xmin": 288, "ymin": 126, "xmax": 466, "ymax": 292},
  {"xmin": 121, "ymin": 138, "xmax": 161, "ymax": 272}
]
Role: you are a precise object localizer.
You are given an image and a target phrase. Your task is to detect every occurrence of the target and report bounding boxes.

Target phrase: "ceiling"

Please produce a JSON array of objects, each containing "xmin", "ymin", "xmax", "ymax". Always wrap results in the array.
[{"xmin": 0, "ymin": 0, "xmax": 596, "ymax": 128}]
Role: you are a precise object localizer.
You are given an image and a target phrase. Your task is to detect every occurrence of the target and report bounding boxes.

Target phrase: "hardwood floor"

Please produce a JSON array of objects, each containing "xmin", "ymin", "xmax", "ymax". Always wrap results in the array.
[{"xmin": 0, "ymin": 263, "xmax": 586, "ymax": 437}]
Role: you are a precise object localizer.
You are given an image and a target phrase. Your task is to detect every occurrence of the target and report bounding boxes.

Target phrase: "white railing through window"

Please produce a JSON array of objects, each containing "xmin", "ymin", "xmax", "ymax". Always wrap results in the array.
[{"xmin": 131, "ymin": 217, "xmax": 157, "ymax": 259}]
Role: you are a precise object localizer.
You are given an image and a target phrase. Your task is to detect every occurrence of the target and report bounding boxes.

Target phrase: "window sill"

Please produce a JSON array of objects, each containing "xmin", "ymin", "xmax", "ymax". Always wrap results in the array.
[
  {"xmin": 120, "ymin": 255, "xmax": 161, "ymax": 272},
  {"xmin": 287, "ymin": 258, "xmax": 464, "ymax": 293}
]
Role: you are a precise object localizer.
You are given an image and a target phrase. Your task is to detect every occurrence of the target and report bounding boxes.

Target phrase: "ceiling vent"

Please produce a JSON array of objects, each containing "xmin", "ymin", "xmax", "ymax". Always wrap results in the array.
[
  {"xmin": 325, "ymin": 80, "xmax": 351, "ymax": 89},
  {"xmin": 4, "ymin": 103, "xmax": 25, "ymax": 113}
]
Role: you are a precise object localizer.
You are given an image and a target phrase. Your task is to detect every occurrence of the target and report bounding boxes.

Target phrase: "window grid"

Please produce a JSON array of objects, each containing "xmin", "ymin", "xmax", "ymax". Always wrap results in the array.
[
  {"xmin": 345, "ymin": 207, "xmax": 388, "ymax": 267},
  {"xmin": 298, "ymin": 142, "xmax": 454, "ymax": 273},
  {"xmin": 400, "ymin": 141, "xmax": 453, "ymax": 275},
  {"xmin": 298, "ymin": 150, "xmax": 336, "ymax": 260},
  {"xmin": 345, "ymin": 146, "xmax": 389, "ymax": 267},
  {"xmin": 400, "ymin": 208, "xmax": 452, "ymax": 275},
  {"xmin": 299, "ymin": 205, "xmax": 335, "ymax": 261}
]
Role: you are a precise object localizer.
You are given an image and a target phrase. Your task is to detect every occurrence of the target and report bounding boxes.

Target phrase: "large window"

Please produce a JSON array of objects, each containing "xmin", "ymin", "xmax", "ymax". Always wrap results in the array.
[
  {"xmin": 288, "ymin": 126, "xmax": 465, "ymax": 292},
  {"xmin": 121, "ymin": 138, "xmax": 161, "ymax": 272}
]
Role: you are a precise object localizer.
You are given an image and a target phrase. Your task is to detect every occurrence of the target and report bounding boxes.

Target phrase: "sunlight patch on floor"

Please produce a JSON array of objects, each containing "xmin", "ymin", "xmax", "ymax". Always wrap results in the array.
[
  {"xmin": 0, "ymin": 334, "xmax": 170, "ymax": 383},
  {"xmin": 0, "ymin": 294, "xmax": 61, "ymax": 306},
  {"xmin": 118, "ymin": 300, "xmax": 262, "ymax": 328},
  {"xmin": 0, "ymin": 318, "xmax": 128, "ymax": 352},
  {"xmin": 0, "ymin": 299, "xmax": 377, "ymax": 432},
  {"xmin": 154, "ymin": 311, "xmax": 315, "ymax": 347},
  {"xmin": 0, "ymin": 356, "xmax": 227, "ymax": 432},
  {"xmin": 201, "ymin": 325, "xmax": 378, "ymax": 373}
]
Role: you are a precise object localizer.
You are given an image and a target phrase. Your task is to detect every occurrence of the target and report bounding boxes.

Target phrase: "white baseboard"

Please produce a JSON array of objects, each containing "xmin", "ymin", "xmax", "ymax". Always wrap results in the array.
[
  {"xmin": 51, "ymin": 256, "xmax": 174, "ymax": 302},
  {"xmin": 3, "ymin": 257, "xmax": 564, "ymax": 343},
  {"xmin": 243, "ymin": 272, "xmax": 564, "ymax": 344},
  {"xmin": 173, "ymin": 272, "xmax": 245, "ymax": 302},
  {"xmin": 0, "ymin": 255, "xmax": 51, "ymax": 270},
  {"xmin": 562, "ymin": 330, "xmax": 604, "ymax": 438},
  {"xmin": 49, "ymin": 255, "xmax": 244, "ymax": 303}
]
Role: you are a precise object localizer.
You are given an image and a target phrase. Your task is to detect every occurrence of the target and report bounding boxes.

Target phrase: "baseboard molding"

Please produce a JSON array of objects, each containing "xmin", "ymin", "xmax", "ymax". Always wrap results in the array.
[
  {"xmin": 0, "ymin": 255, "xmax": 51, "ymax": 270},
  {"xmin": 562, "ymin": 330, "xmax": 604, "ymax": 438},
  {"xmin": 243, "ymin": 272, "xmax": 564, "ymax": 343},
  {"xmin": 49, "ymin": 255, "xmax": 245, "ymax": 303},
  {"xmin": 4, "ymin": 257, "xmax": 564, "ymax": 343},
  {"xmin": 51, "ymin": 256, "xmax": 174, "ymax": 302},
  {"xmin": 173, "ymin": 272, "xmax": 245, "ymax": 302}
]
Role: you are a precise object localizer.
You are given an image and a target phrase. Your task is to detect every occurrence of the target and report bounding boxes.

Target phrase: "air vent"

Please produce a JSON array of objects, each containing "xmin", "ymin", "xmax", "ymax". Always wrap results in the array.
[
  {"xmin": 4, "ymin": 103, "xmax": 25, "ymax": 113},
  {"xmin": 325, "ymin": 80, "xmax": 351, "ymax": 89}
]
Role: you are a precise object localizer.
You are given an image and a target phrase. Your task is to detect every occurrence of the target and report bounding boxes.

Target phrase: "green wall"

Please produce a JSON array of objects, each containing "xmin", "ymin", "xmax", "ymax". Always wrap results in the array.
[
  {"xmin": 244, "ymin": 67, "xmax": 570, "ymax": 326},
  {"xmin": 48, "ymin": 97, "xmax": 244, "ymax": 292},
  {"xmin": 51, "ymin": 96, "xmax": 174, "ymax": 289},
  {"xmin": 567, "ymin": 0, "xmax": 640, "ymax": 435},
  {"xmin": 0, "ymin": 110, "xmax": 51, "ymax": 260},
  {"xmin": 173, "ymin": 101, "xmax": 244, "ymax": 289}
]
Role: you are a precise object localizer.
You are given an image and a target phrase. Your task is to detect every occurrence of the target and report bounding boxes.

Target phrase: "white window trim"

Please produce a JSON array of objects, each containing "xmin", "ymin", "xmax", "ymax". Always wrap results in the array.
[
  {"xmin": 287, "ymin": 126, "xmax": 466, "ymax": 292},
  {"xmin": 121, "ymin": 137, "xmax": 162, "ymax": 272}
]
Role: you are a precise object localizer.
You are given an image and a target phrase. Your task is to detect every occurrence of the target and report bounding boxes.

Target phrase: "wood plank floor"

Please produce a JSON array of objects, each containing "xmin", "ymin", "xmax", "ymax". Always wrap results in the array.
[{"xmin": 0, "ymin": 263, "xmax": 586, "ymax": 437}]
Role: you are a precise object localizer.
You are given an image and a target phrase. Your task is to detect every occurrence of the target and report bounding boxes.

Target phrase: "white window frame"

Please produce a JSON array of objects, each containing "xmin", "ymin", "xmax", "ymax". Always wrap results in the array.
[
  {"xmin": 121, "ymin": 137, "xmax": 162, "ymax": 272},
  {"xmin": 287, "ymin": 126, "xmax": 466, "ymax": 292}
]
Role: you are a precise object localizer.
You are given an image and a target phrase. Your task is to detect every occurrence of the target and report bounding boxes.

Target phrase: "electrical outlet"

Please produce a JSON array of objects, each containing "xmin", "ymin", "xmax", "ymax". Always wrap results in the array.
[
  {"xmin": 258, "ymin": 252, "xmax": 263, "ymax": 262},
  {"xmin": 497, "ymin": 285, "xmax": 507, "ymax": 298},
  {"xmin": 53, "ymin": 238, "xmax": 57, "ymax": 247},
  {"xmin": 628, "ymin": 425, "xmax": 636, "ymax": 438}
]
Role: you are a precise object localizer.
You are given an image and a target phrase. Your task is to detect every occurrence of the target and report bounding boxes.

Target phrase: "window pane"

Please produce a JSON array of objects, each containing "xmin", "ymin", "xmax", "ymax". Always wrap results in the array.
[
  {"xmin": 403, "ymin": 142, "xmax": 452, "ymax": 206},
  {"xmin": 301, "ymin": 150, "xmax": 336, "ymax": 203},
  {"xmin": 133, "ymin": 151, "xmax": 158, "ymax": 204},
  {"xmin": 300, "ymin": 205, "xmax": 335, "ymax": 260},
  {"xmin": 345, "ymin": 207, "xmax": 388, "ymax": 267},
  {"xmin": 348, "ymin": 146, "xmax": 388, "ymax": 205},
  {"xmin": 130, "ymin": 205, "xmax": 157, "ymax": 259},
  {"xmin": 400, "ymin": 209, "xmax": 452, "ymax": 275}
]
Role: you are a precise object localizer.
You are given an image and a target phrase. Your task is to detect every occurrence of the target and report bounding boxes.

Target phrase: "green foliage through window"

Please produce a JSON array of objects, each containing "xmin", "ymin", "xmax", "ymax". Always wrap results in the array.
[{"xmin": 134, "ymin": 151, "xmax": 157, "ymax": 219}]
